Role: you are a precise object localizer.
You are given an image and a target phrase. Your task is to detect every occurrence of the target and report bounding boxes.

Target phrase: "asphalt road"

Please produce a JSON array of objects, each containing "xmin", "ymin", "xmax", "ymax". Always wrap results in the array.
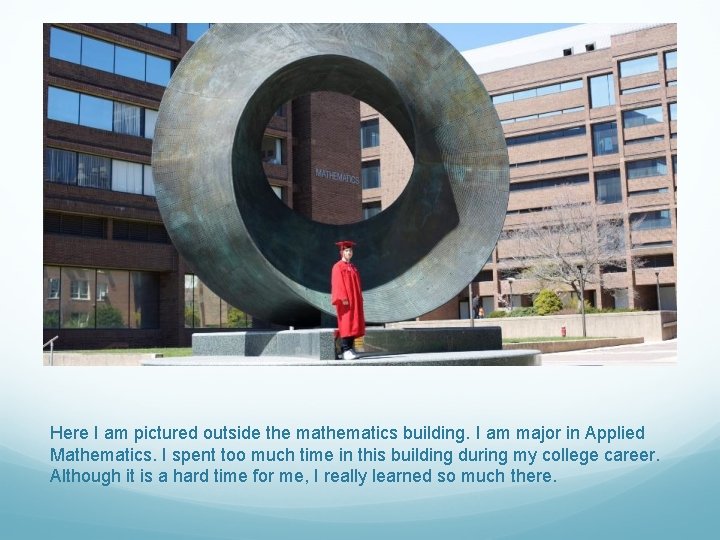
[{"xmin": 541, "ymin": 339, "xmax": 677, "ymax": 366}]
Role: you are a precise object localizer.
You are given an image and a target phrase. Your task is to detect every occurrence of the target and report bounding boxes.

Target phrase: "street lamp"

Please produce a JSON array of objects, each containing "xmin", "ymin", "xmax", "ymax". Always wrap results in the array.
[
  {"xmin": 507, "ymin": 277, "xmax": 515, "ymax": 311},
  {"xmin": 655, "ymin": 270, "xmax": 662, "ymax": 311},
  {"xmin": 577, "ymin": 264, "xmax": 587, "ymax": 338}
]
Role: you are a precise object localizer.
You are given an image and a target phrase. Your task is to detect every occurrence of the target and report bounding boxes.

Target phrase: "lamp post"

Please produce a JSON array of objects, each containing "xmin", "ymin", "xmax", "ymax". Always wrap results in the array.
[
  {"xmin": 655, "ymin": 270, "xmax": 662, "ymax": 311},
  {"xmin": 468, "ymin": 282, "xmax": 474, "ymax": 327},
  {"xmin": 507, "ymin": 277, "xmax": 515, "ymax": 311},
  {"xmin": 577, "ymin": 264, "xmax": 587, "ymax": 338}
]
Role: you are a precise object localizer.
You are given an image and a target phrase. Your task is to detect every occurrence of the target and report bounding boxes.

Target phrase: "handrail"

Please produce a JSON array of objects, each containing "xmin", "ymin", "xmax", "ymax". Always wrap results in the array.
[{"xmin": 44, "ymin": 336, "xmax": 59, "ymax": 366}]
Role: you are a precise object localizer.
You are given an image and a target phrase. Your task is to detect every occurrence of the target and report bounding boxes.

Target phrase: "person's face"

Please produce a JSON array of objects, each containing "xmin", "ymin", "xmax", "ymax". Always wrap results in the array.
[{"xmin": 342, "ymin": 247, "xmax": 353, "ymax": 261}]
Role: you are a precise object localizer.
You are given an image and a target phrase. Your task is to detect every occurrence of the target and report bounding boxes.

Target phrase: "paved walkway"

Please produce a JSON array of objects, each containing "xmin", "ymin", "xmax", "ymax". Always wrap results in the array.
[{"xmin": 540, "ymin": 339, "xmax": 677, "ymax": 366}]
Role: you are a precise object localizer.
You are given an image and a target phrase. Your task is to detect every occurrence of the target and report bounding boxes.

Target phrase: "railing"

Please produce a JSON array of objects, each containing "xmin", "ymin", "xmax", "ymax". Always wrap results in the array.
[{"xmin": 43, "ymin": 336, "xmax": 59, "ymax": 366}]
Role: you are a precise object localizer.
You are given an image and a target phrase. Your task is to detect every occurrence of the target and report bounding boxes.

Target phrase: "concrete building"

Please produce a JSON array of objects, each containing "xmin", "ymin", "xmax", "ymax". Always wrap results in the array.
[{"xmin": 361, "ymin": 23, "xmax": 677, "ymax": 319}]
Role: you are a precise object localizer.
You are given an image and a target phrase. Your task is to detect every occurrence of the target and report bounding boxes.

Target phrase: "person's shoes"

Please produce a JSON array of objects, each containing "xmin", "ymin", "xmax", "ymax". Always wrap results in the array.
[{"xmin": 342, "ymin": 349, "xmax": 358, "ymax": 360}]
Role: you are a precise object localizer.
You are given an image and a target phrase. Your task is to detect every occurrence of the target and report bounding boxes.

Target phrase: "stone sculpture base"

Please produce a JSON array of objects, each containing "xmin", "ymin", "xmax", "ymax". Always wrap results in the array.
[{"xmin": 140, "ymin": 327, "xmax": 541, "ymax": 366}]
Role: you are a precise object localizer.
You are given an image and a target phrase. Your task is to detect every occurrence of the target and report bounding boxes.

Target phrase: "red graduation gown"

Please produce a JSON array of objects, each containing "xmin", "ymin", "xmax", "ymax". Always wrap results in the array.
[{"xmin": 331, "ymin": 260, "xmax": 365, "ymax": 338}]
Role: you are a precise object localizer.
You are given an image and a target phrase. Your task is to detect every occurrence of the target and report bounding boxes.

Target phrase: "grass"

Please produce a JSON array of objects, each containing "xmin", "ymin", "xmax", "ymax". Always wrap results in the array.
[{"xmin": 503, "ymin": 337, "xmax": 604, "ymax": 343}]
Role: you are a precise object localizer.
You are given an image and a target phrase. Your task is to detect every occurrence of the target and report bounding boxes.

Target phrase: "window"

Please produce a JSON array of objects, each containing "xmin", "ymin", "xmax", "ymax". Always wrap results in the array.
[
  {"xmin": 621, "ymin": 84, "xmax": 660, "ymax": 95},
  {"xmin": 625, "ymin": 135, "xmax": 664, "ymax": 145},
  {"xmin": 361, "ymin": 119, "xmax": 380, "ymax": 148},
  {"xmin": 45, "ymin": 148, "xmax": 156, "ymax": 196},
  {"xmin": 635, "ymin": 254, "xmax": 674, "ymax": 267},
  {"xmin": 631, "ymin": 210, "xmax": 671, "ymax": 230},
  {"xmin": 591, "ymin": 122, "xmax": 618, "ymax": 156},
  {"xmin": 585, "ymin": 43, "xmax": 595, "ymax": 52},
  {"xmin": 44, "ymin": 212, "xmax": 107, "ymax": 239},
  {"xmin": 144, "ymin": 109, "xmax": 158, "ymax": 139},
  {"xmin": 363, "ymin": 202, "xmax": 382, "ymax": 220},
  {"xmin": 112, "ymin": 220, "xmax": 170, "ymax": 243},
  {"xmin": 184, "ymin": 273, "xmax": 251, "ymax": 329},
  {"xmin": 502, "ymin": 106, "xmax": 584, "ymax": 124},
  {"xmin": 510, "ymin": 174, "xmax": 588, "ymax": 192},
  {"xmin": 261, "ymin": 136, "xmax": 284, "ymax": 165},
  {"xmin": 113, "ymin": 102, "xmax": 142, "ymax": 136},
  {"xmin": 628, "ymin": 188, "xmax": 669, "ymax": 197},
  {"xmin": 492, "ymin": 79, "xmax": 582, "ymax": 104},
  {"xmin": 669, "ymin": 102, "xmax": 677, "ymax": 122},
  {"xmin": 664, "ymin": 50, "xmax": 677, "ymax": 70},
  {"xmin": 589, "ymin": 74, "xmax": 615, "ymax": 108},
  {"xmin": 563, "ymin": 48, "xmax": 573, "ymax": 56},
  {"xmin": 361, "ymin": 160, "xmax": 380, "ymax": 189},
  {"xmin": 49, "ymin": 27, "xmax": 172, "ymax": 86},
  {"xmin": 623, "ymin": 106, "xmax": 663, "ymax": 128},
  {"xmin": 47, "ymin": 87, "xmax": 79, "ymax": 123},
  {"xmin": 506, "ymin": 126, "xmax": 585, "ymax": 147},
  {"xmin": 80, "ymin": 94, "xmax": 113, "ymax": 131},
  {"xmin": 70, "ymin": 280, "xmax": 90, "ymax": 300},
  {"xmin": 627, "ymin": 158, "xmax": 667, "ymax": 179},
  {"xmin": 595, "ymin": 170, "xmax": 622, "ymax": 204},
  {"xmin": 619, "ymin": 55, "xmax": 659, "ymax": 77},
  {"xmin": 48, "ymin": 278, "xmax": 60, "ymax": 299},
  {"xmin": 187, "ymin": 24, "xmax": 211, "ymax": 42}
]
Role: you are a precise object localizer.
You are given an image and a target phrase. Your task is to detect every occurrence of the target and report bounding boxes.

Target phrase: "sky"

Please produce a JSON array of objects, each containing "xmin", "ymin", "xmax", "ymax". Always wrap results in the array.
[{"xmin": 429, "ymin": 23, "xmax": 579, "ymax": 52}]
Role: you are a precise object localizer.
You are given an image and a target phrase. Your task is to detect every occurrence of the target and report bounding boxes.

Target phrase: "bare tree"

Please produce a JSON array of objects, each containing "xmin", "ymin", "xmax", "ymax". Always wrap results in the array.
[{"xmin": 501, "ymin": 192, "xmax": 630, "ymax": 336}]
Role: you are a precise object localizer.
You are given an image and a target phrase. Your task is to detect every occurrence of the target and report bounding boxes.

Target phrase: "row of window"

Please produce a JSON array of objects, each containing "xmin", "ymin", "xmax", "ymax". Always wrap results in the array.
[
  {"xmin": 510, "ymin": 174, "xmax": 588, "ymax": 192},
  {"xmin": 47, "ymin": 86, "xmax": 158, "ymax": 138},
  {"xmin": 501, "ymin": 106, "xmax": 584, "ymax": 125},
  {"xmin": 493, "ymin": 79, "xmax": 583, "ymax": 104},
  {"xmin": 44, "ymin": 266, "xmax": 159, "ymax": 329},
  {"xmin": 44, "ymin": 211, "xmax": 170, "ymax": 243},
  {"xmin": 45, "ymin": 148, "xmax": 155, "ymax": 196},
  {"xmin": 361, "ymin": 160, "xmax": 380, "ymax": 189},
  {"xmin": 50, "ymin": 27, "xmax": 171, "ymax": 87}
]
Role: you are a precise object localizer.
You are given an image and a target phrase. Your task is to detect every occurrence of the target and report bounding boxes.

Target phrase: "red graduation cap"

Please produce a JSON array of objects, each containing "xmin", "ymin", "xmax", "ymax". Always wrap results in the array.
[{"xmin": 335, "ymin": 240, "xmax": 356, "ymax": 250}]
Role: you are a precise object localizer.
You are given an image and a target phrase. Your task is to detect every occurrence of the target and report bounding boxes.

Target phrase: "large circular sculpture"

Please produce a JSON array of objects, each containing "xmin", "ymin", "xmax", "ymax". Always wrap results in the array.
[{"xmin": 152, "ymin": 24, "xmax": 509, "ymax": 326}]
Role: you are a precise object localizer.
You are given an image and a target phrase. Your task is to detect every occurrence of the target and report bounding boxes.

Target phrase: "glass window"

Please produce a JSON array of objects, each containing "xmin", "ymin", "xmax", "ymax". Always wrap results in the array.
[
  {"xmin": 61, "ymin": 268, "xmax": 96, "ymax": 328},
  {"xmin": 620, "ymin": 84, "xmax": 660, "ymax": 95},
  {"xmin": 44, "ymin": 266, "xmax": 61, "ymax": 329},
  {"xmin": 363, "ymin": 202, "xmax": 382, "ymax": 220},
  {"xmin": 47, "ymin": 87, "xmax": 80, "ymax": 123},
  {"xmin": 77, "ymin": 154, "xmax": 111, "ymax": 189},
  {"xmin": 115, "ymin": 45, "xmax": 146, "ymax": 81},
  {"xmin": 112, "ymin": 160, "xmax": 143, "ymax": 194},
  {"xmin": 361, "ymin": 160, "xmax": 380, "ymax": 189},
  {"xmin": 96, "ymin": 270, "xmax": 130, "ymax": 328},
  {"xmin": 114, "ymin": 102, "xmax": 142, "ymax": 136},
  {"xmin": 79, "ymin": 94, "xmax": 113, "ymax": 131},
  {"xmin": 513, "ymin": 88, "xmax": 536, "ymax": 101},
  {"xmin": 664, "ymin": 50, "xmax": 677, "ymax": 70},
  {"xmin": 631, "ymin": 210, "xmax": 671, "ymax": 230},
  {"xmin": 143, "ymin": 165, "xmax": 156, "ymax": 196},
  {"xmin": 622, "ymin": 106, "xmax": 663, "ymax": 128},
  {"xmin": 361, "ymin": 119, "xmax": 380, "ymax": 148},
  {"xmin": 81, "ymin": 36, "xmax": 114, "ymax": 72},
  {"xmin": 589, "ymin": 74, "xmax": 615, "ymax": 108},
  {"xmin": 49, "ymin": 27, "xmax": 81, "ymax": 63},
  {"xmin": 492, "ymin": 93, "xmax": 514, "ymax": 105},
  {"xmin": 591, "ymin": 122, "xmax": 618, "ymax": 156},
  {"xmin": 185, "ymin": 274, "xmax": 198, "ymax": 328},
  {"xmin": 595, "ymin": 170, "xmax": 622, "ymax": 204},
  {"xmin": 130, "ymin": 271, "xmax": 159, "ymax": 329},
  {"xmin": 261, "ymin": 136, "xmax": 284, "ymax": 165},
  {"xmin": 669, "ymin": 102, "xmax": 677, "ymax": 122},
  {"xmin": 187, "ymin": 23, "xmax": 211, "ymax": 42},
  {"xmin": 627, "ymin": 158, "xmax": 667, "ymax": 179},
  {"xmin": 535, "ymin": 84, "xmax": 560, "ymax": 97},
  {"xmin": 45, "ymin": 148, "xmax": 77, "ymax": 184},
  {"xmin": 560, "ymin": 80, "xmax": 583, "ymax": 91},
  {"xmin": 145, "ymin": 55, "xmax": 171, "ymax": 86},
  {"xmin": 144, "ymin": 109, "xmax": 158, "ymax": 138},
  {"xmin": 619, "ymin": 55, "xmax": 659, "ymax": 77}
]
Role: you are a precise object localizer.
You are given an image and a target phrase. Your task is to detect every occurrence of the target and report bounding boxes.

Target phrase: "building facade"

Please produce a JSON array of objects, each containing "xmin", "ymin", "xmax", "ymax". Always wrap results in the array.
[
  {"xmin": 361, "ymin": 23, "xmax": 677, "ymax": 319},
  {"xmin": 42, "ymin": 24, "xmax": 362, "ymax": 349}
]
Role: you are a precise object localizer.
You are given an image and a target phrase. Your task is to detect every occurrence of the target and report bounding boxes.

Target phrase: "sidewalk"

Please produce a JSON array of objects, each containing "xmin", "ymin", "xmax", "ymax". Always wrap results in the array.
[{"xmin": 540, "ymin": 339, "xmax": 677, "ymax": 366}]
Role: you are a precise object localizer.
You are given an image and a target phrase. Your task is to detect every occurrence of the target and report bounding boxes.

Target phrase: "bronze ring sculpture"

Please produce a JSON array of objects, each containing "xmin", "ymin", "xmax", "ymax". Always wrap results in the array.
[{"xmin": 152, "ymin": 24, "xmax": 508, "ymax": 326}]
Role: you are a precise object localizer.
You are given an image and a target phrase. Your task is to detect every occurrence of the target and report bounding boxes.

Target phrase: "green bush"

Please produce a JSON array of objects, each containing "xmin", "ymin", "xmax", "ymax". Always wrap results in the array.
[
  {"xmin": 534, "ymin": 289, "xmax": 563, "ymax": 315},
  {"xmin": 96, "ymin": 304, "xmax": 125, "ymax": 328},
  {"xmin": 509, "ymin": 307, "xmax": 537, "ymax": 317},
  {"xmin": 488, "ymin": 310, "xmax": 507, "ymax": 318}
]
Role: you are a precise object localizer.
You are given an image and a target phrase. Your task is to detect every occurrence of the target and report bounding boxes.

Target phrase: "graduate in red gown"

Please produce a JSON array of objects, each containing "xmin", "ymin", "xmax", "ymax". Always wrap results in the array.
[{"xmin": 331, "ymin": 240, "xmax": 365, "ymax": 360}]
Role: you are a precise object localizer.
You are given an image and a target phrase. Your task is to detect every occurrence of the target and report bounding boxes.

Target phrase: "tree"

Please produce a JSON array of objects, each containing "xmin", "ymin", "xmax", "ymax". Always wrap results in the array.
[
  {"xmin": 501, "ymin": 192, "xmax": 631, "ymax": 336},
  {"xmin": 533, "ymin": 289, "xmax": 563, "ymax": 315}
]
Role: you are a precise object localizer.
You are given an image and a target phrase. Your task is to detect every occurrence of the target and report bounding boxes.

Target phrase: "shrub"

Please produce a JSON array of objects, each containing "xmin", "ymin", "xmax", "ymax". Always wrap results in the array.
[
  {"xmin": 534, "ymin": 289, "xmax": 563, "ymax": 315},
  {"xmin": 488, "ymin": 310, "xmax": 507, "ymax": 318},
  {"xmin": 509, "ymin": 307, "xmax": 537, "ymax": 317}
]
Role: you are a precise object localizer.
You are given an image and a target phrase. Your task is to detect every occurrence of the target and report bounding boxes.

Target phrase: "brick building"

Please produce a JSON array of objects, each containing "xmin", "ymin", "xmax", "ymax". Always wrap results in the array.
[
  {"xmin": 362, "ymin": 23, "xmax": 677, "ymax": 319},
  {"xmin": 42, "ymin": 24, "xmax": 361, "ymax": 349}
]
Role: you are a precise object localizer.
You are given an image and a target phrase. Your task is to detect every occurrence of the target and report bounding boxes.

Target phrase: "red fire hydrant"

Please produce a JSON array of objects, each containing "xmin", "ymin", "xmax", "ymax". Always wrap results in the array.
[{"xmin": 561, "ymin": 324, "xmax": 567, "ymax": 338}]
